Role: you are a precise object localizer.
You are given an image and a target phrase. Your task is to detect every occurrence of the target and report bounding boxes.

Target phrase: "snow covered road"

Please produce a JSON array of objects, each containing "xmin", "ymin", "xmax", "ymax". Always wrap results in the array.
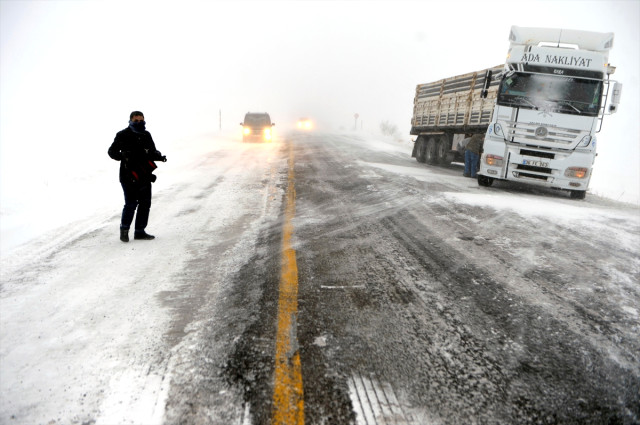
[
  {"xmin": 1, "ymin": 131, "xmax": 639, "ymax": 424},
  {"xmin": 1, "ymin": 135, "xmax": 288, "ymax": 424}
]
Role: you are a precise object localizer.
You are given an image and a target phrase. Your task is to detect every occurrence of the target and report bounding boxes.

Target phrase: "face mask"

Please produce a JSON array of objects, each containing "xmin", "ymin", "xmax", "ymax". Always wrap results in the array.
[{"xmin": 129, "ymin": 120, "xmax": 146, "ymax": 133}]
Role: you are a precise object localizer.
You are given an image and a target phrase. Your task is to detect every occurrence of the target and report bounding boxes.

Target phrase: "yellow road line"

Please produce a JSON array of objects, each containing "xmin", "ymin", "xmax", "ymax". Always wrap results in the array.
[{"xmin": 272, "ymin": 144, "xmax": 304, "ymax": 425}]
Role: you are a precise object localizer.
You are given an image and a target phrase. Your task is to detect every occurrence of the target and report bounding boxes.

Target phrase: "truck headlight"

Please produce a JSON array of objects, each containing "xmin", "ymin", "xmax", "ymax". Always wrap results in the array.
[
  {"xmin": 243, "ymin": 127, "xmax": 251, "ymax": 135},
  {"xmin": 578, "ymin": 135, "xmax": 592, "ymax": 147},
  {"xmin": 565, "ymin": 167, "xmax": 588, "ymax": 179},
  {"xmin": 485, "ymin": 154, "xmax": 504, "ymax": 167},
  {"xmin": 264, "ymin": 128, "xmax": 272, "ymax": 140},
  {"xmin": 493, "ymin": 123, "xmax": 505, "ymax": 138}
]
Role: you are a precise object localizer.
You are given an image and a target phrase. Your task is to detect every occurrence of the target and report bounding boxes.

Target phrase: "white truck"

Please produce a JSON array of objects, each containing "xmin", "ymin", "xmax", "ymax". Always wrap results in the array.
[{"xmin": 410, "ymin": 26, "xmax": 622, "ymax": 199}]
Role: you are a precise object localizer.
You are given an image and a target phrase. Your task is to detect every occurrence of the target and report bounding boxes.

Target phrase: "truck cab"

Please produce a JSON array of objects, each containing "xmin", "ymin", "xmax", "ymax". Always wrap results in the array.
[{"xmin": 479, "ymin": 26, "xmax": 622, "ymax": 199}]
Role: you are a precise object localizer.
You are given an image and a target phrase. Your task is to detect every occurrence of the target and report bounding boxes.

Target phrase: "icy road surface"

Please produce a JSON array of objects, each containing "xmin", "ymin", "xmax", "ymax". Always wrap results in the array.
[{"xmin": 1, "ymin": 132, "xmax": 639, "ymax": 424}]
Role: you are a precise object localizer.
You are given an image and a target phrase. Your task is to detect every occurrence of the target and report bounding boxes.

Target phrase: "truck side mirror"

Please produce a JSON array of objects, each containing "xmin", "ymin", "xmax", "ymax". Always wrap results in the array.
[
  {"xmin": 272, "ymin": 123, "xmax": 276, "ymax": 126},
  {"xmin": 608, "ymin": 82, "xmax": 622, "ymax": 113},
  {"xmin": 481, "ymin": 70, "xmax": 493, "ymax": 99},
  {"xmin": 240, "ymin": 122, "xmax": 244, "ymax": 126}
]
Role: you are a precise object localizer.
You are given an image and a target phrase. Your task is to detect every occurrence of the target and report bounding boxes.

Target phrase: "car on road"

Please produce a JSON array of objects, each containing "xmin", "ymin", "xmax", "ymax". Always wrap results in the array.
[
  {"xmin": 297, "ymin": 117, "xmax": 313, "ymax": 130},
  {"xmin": 240, "ymin": 112, "xmax": 275, "ymax": 142}
]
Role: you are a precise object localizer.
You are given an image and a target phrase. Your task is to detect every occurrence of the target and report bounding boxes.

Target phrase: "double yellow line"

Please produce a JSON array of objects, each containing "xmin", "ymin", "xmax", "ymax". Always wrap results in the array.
[{"xmin": 272, "ymin": 144, "xmax": 304, "ymax": 424}]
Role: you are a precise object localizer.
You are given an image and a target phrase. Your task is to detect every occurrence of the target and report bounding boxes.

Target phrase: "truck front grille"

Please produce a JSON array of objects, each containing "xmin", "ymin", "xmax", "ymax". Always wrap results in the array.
[{"xmin": 505, "ymin": 121, "xmax": 580, "ymax": 145}]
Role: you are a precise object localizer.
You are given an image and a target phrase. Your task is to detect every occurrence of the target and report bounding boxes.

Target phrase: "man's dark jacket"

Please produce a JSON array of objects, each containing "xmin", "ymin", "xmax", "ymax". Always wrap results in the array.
[
  {"xmin": 465, "ymin": 134, "xmax": 484, "ymax": 154},
  {"xmin": 108, "ymin": 127, "xmax": 164, "ymax": 184}
]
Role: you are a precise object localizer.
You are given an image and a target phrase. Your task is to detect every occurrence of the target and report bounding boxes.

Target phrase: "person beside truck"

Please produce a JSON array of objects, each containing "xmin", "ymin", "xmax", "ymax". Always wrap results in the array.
[{"xmin": 463, "ymin": 134, "xmax": 484, "ymax": 178}]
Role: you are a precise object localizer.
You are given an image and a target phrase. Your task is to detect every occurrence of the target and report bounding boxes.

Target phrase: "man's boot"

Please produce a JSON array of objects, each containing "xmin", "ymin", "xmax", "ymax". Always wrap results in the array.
[
  {"xmin": 134, "ymin": 230, "xmax": 155, "ymax": 240},
  {"xmin": 120, "ymin": 228, "xmax": 129, "ymax": 242}
]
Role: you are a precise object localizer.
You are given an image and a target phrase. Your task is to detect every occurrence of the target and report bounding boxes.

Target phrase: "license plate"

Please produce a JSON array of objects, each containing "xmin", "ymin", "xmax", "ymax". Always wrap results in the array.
[{"xmin": 523, "ymin": 159, "xmax": 549, "ymax": 168}]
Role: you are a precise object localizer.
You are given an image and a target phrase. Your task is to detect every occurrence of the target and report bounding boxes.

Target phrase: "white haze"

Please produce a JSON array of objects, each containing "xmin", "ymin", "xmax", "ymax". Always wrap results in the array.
[{"xmin": 0, "ymin": 0, "xmax": 639, "ymax": 252}]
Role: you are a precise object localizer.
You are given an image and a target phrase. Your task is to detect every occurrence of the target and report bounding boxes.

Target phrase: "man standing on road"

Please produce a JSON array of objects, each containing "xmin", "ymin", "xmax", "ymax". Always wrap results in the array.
[
  {"xmin": 463, "ymin": 133, "xmax": 484, "ymax": 178},
  {"xmin": 108, "ymin": 111, "xmax": 167, "ymax": 242}
]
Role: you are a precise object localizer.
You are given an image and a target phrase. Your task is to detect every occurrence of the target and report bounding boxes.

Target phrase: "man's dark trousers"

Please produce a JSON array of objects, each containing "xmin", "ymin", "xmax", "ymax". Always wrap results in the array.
[{"xmin": 120, "ymin": 182, "xmax": 152, "ymax": 231}]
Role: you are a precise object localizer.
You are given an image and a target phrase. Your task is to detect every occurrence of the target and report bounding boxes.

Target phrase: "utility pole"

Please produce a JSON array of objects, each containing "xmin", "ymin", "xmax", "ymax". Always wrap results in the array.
[
  {"xmin": 219, "ymin": 109, "xmax": 222, "ymax": 131},
  {"xmin": 354, "ymin": 113, "xmax": 359, "ymax": 131}
]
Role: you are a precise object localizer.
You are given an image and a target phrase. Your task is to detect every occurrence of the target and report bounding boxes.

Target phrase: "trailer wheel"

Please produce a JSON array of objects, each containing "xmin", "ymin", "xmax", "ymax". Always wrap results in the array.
[
  {"xmin": 415, "ymin": 138, "xmax": 427, "ymax": 163},
  {"xmin": 425, "ymin": 137, "xmax": 437, "ymax": 164},
  {"xmin": 478, "ymin": 175, "xmax": 494, "ymax": 187},
  {"xmin": 436, "ymin": 135, "xmax": 451, "ymax": 165},
  {"xmin": 570, "ymin": 190, "xmax": 586, "ymax": 200}
]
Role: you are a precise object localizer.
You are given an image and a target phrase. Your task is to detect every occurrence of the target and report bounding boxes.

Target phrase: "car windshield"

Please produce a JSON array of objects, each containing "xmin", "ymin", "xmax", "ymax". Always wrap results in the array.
[
  {"xmin": 245, "ymin": 115, "xmax": 271, "ymax": 126},
  {"xmin": 497, "ymin": 72, "xmax": 603, "ymax": 117}
]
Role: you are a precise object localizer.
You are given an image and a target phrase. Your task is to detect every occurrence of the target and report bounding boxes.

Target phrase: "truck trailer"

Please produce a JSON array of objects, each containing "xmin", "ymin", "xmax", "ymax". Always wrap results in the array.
[
  {"xmin": 411, "ymin": 65, "xmax": 502, "ymax": 165},
  {"xmin": 410, "ymin": 26, "xmax": 622, "ymax": 199}
]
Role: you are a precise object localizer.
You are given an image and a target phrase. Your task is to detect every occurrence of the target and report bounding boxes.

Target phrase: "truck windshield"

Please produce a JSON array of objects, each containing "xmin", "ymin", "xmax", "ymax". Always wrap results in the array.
[{"xmin": 497, "ymin": 72, "xmax": 603, "ymax": 117}]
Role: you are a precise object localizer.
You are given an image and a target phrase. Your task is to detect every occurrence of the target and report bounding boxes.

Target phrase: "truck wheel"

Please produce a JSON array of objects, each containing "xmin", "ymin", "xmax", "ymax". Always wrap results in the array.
[
  {"xmin": 478, "ymin": 175, "xmax": 494, "ymax": 187},
  {"xmin": 425, "ymin": 137, "xmax": 437, "ymax": 164},
  {"xmin": 570, "ymin": 190, "xmax": 586, "ymax": 200},
  {"xmin": 436, "ymin": 135, "xmax": 451, "ymax": 165},
  {"xmin": 415, "ymin": 138, "xmax": 427, "ymax": 163}
]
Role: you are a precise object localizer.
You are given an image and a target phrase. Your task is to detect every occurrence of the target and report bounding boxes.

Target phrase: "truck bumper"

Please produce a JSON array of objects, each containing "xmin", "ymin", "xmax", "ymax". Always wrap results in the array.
[{"xmin": 479, "ymin": 138, "xmax": 593, "ymax": 191}]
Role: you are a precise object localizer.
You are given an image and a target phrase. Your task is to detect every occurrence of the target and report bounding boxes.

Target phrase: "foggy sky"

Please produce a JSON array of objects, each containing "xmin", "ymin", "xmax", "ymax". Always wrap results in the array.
[{"xmin": 1, "ymin": 0, "xmax": 639, "ymax": 203}]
